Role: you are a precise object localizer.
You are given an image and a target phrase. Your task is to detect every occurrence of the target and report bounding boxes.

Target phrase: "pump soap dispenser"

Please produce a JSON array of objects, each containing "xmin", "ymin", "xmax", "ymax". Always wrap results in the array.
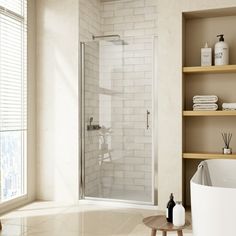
[{"xmin": 214, "ymin": 34, "xmax": 229, "ymax": 66}]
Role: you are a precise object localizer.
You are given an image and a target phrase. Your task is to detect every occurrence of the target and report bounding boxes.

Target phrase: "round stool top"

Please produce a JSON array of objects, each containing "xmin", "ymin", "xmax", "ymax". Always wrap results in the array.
[{"xmin": 143, "ymin": 215, "xmax": 190, "ymax": 232}]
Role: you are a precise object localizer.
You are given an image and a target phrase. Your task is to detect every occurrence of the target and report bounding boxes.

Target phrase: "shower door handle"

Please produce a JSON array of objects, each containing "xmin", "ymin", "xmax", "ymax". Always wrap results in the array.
[{"xmin": 146, "ymin": 110, "xmax": 150, "ymax": 130}]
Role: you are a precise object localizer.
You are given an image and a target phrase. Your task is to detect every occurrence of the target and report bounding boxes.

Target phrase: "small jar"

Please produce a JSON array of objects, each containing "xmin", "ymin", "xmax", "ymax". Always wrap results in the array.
[
  {"xmin": 173, "ymin": 201, "xmax": 185, "ymax": 227},
  {"xmin": 223, "ymin": 147, "xmax": 232, "ymax": 155}
]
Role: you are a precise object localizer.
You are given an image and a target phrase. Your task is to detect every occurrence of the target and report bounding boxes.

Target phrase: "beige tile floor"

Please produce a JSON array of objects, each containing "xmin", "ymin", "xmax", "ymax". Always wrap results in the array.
[{"xmin": 0, "ymin": 201, "xmax": 193, "ymax": 236}]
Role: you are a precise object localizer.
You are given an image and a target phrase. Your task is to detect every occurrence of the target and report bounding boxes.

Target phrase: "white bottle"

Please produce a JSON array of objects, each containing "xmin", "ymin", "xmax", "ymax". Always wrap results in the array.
[
  {"xmin": 173, "ymin": 201, "xmax": 185, "ymax": 227},
  {"xmin": 201, "ymin": 42, "xmax": 212, "ymax": 66},
  {"xmin": 214, "ymin": 34, "xmax": 229, "ymax": 66}
]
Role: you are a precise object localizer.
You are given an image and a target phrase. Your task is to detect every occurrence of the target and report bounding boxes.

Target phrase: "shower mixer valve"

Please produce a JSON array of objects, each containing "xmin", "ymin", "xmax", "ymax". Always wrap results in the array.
[{"xmin": 87, "ymin": 117, "xmax": 101, "ymax": 131}]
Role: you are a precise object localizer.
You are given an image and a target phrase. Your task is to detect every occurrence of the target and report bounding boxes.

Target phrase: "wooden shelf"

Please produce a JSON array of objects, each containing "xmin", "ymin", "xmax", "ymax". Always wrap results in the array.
[
  {"xmin": 183, "ymin": 110, "xmax": 236, "ymax": 116},
  {"xmin": 183, "ymin": 153, "xmax": 236, "ymax": 159},
  {"xmin": 183, "ymin": 65, "xmax": 236, "ymax": 74}
]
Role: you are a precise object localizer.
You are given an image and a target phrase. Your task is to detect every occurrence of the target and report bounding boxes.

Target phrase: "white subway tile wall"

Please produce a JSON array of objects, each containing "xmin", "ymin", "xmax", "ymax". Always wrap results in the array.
[{"xmin": 80, "ymin": 0, "xmax": 158, "ymax": 202}]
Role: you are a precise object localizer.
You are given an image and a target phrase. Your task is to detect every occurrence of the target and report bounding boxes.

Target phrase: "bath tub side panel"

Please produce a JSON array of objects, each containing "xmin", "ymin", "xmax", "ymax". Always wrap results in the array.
[{"xmin": 191, "ymin": 182, "xmax": 236, "ymax": 236}]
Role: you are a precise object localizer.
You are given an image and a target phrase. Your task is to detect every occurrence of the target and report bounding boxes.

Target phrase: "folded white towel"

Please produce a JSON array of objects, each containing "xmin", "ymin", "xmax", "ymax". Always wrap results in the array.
[
  {"xmin": 193, "ymin": 103, "xmax": 218, "ymax": 111},
  {"xmin": 222, "ymin": 103, "xmax": 236, "ymax": 110},
  {"xmin": 193, "ymin": 95, "xmax": 218, "ymax": 104},
  {"xmin": 223, "ymin": 108, "xmax": 236, "ymax": 111}
]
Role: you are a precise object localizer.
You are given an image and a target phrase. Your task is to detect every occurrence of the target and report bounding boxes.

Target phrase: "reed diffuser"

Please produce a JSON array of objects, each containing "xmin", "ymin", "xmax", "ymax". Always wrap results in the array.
[{"xmin": 221, "ymin": 132, "xmax": 232, "ymax": 154}]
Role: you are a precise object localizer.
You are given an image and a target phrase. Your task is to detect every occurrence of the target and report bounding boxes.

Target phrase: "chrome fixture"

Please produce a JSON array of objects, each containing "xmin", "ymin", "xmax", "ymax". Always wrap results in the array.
[
  {"xmin": 92, "ymin": 34, "xmax": 120, "ymax": 40},
  {"xmin": 147, "ymin": 110, "xmax": 150, "ymax": 129},
  {"xmin": 87, "ymin": 116, "xmax": 101, "ymax": 131},
  {"xmin": 92, "ymin": 34, "xmax": 127, "ymax": 45}
]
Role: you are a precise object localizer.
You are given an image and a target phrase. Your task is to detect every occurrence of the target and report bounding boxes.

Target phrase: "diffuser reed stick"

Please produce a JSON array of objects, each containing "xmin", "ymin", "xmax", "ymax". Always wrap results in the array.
[
  {"xmin": 221, "ymin": 132, "xmax": 233, "ymax": 154},
  {"xmin": 221, "ymin": 132, "xmax": 232, "ymax": 148}
]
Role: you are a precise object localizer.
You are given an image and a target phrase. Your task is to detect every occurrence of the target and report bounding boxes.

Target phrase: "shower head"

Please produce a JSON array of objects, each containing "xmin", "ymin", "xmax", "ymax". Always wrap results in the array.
[
  {"xmin": 108, "ymin": 39, "xmax": 127, "ymax": 45},
  {"xmin": 92, "ymin": 34, "xmax": 127, "ymax": 45}
]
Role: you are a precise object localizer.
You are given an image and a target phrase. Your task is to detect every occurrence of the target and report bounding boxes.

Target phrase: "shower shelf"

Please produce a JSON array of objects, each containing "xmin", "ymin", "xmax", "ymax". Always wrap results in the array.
[
  {"xmin": 183, "ymin": 153, "xmax": 236, "ymax": 159},
  {"xmin": 183, "ymin": 111, "xmax": 236, "ymax": 116},
  {"xmin": 183, "ymin": 64, "xmax": 236, "ymax": 74}
]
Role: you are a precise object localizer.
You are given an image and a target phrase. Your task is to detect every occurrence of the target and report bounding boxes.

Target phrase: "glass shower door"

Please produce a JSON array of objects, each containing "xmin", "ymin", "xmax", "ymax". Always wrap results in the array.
[{"xmin": 81, "ymin": 37, "xmax": 153, "ymax": 203}]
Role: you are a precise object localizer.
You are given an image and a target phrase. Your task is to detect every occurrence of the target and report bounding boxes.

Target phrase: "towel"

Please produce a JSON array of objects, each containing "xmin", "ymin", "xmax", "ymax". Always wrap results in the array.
[
  {"xmin": 222, "ymin": 103, "xmax": 236, "ymax": 110},
  {"xmin": 193, "ymin": 103, "xmax": 218, "ymax": 111},
  {"xmin": 198, "ymin": 161, "xmax": 212, "ymax": 186},
  {"xmin": 193, "ymin": 95, "xmax": 218, "ymax": 104}
]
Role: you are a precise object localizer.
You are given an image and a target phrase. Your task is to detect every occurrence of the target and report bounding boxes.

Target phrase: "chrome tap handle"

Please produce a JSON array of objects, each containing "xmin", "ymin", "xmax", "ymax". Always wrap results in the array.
[{"xmin": 147, "ymin": 110, "xmax": 150, "ymax": 129}]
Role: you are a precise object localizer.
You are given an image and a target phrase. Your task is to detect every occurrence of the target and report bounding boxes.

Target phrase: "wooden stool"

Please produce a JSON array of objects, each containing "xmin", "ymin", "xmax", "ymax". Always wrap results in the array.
[{"xmin": 143, "ymin": 215, "xmax": 189, "ymax": 236}]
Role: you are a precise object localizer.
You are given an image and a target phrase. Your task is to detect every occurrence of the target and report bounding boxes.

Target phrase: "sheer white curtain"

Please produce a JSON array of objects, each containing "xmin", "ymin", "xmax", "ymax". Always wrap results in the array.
[{"xmin": 0, "ymin": 0, "xmax": 27, "ymax": 201}]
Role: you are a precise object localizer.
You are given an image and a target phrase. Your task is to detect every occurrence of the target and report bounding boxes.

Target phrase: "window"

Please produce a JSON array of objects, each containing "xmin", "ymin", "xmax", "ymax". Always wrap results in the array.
[{"xmin": 0, "ymin": 0, "xmax": 27, "ymax": 202}]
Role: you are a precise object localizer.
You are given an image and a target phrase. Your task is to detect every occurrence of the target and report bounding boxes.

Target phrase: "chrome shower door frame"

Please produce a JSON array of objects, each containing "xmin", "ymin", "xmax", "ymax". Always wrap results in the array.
[
  {"xmin": 80, "ymin": 42, "xmax": 85, "ymax": 200},
  {"xmin": 79, "ymin": 39, "xmax": 157, "ymax": 205}
]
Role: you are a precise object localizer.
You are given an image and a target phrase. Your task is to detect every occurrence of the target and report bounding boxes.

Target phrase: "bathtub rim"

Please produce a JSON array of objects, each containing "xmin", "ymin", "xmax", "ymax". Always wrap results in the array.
[{"xmin": 191, "ymin": 159, "xmax": 236, "ymax": 191}]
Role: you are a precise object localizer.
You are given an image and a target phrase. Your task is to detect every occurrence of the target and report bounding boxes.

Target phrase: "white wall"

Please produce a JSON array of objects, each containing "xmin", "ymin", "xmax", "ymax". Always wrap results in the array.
[
  {"xmin": 36, "ymin": 0, "xmax": 79, "ymax": 202},
  {"xmin": 0, "ymin": 0, "xmax": 37, "ymax": 214},
  {"xmin": 157, "ymin": 0, "xmax": 236, "ymax": 209}
]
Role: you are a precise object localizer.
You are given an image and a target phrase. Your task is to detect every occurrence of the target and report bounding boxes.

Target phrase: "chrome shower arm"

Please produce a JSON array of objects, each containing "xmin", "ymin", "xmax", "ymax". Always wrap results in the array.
[{"xmin": 92, "ymin": 34, "xmax": 120, "ymax": 40}]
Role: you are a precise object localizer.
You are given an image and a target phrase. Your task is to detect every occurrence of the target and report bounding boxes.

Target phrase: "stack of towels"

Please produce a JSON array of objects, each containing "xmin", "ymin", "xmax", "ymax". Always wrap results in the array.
[
  {"xmin": 222, "ymin": 103, "xmax": 236, "ymax": 110},
  {"xmin": 193, "ymin": 95, "xmax": 218, "ymax": 111}
]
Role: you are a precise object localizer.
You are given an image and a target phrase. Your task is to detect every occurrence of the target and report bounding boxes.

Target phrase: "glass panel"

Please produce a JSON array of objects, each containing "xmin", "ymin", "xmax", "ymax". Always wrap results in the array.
[
  {"xmin": 0, "ymin": 0, "xmax": 27, "ymax": 202},
  {"xmin": 84, "ymin": 37, "xmax": 153, "ymax": 203},
  {"xmin": 0, "ymin": 131, "xmax": 26, "ymax": 201}
]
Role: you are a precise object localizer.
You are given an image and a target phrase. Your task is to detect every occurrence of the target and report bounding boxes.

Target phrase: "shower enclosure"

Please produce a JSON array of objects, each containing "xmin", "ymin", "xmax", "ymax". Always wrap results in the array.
[{"xmin": 80, "ymin": 35, "xmax": 155, "ymax": 204}]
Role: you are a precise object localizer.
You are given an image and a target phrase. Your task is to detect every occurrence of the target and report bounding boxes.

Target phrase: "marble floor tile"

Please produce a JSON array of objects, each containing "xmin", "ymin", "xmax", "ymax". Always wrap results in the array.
[{"xmin": 0, "ymin": 201, "xmax": 192, "ymax": 236}]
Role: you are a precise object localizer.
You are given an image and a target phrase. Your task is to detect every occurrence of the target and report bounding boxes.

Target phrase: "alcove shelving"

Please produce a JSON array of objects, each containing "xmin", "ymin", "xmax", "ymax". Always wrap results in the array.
[
  {"xmin": 183, "ymin": 152, "xmax": 236, "ymax": 159},
  {"xmin": 182, "ymin": 8, "xmax": 236, "ymax": 206},
  {"xmin": 183, "ymin": 64, "xmax": 236, "ymax": 74},
  {"xmin": 183, "ymin": 110, "xmax": 236, "ymax": 116}
]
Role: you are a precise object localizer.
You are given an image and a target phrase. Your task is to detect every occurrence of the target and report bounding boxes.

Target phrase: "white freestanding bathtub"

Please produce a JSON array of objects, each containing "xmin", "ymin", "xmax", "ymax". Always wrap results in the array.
[{"xmin": 191, "ymin": 159, "xmax": 236, "ymax": 236}]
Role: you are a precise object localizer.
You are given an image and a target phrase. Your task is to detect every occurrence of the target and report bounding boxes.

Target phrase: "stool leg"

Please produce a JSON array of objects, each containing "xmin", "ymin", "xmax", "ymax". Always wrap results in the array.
[
  {"xmin": 151, "ymin": 229, "xmax": 157, "ymax": 236},
  {"xmin": 177, "ymin": 230, "xmax": 183, "ymax": 236},
  {"xmin": 162, "ymin": 231, "xmax": 167, "ymax": 236}
]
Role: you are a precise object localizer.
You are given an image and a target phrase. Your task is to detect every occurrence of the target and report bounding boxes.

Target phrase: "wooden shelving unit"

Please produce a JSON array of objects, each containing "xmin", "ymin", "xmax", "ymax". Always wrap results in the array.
[
  {"xmin": 183, "ymin": 110, "xmax": 236, "ymax": 116},
  {"xmin": 183, "ymin": 153, "xmax": 236, "ymax": 159},
  {"xmin": 183, "ymin": 65, "xmax": 236, "ymax": 74},
  {"xmin": 183, "ymin": 12, "xmax": 236, "ymax": 206}
]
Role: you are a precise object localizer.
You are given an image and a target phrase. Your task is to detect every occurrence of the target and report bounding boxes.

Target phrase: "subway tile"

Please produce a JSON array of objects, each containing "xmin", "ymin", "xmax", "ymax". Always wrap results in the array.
[
  {"xmin": 104, "ymin": 16, "xmax": 124, "ymax": 25},
  {"xmin": 124, "ymin": 128, "xmax": 144, "ymax": 136},
  {"xmin": 123, "ymin": 15, "xmax": 145, "ymax": 23},
  {"xmin": 115, "ymin": 8, "xmax": 134, "ymax": 17},
  {"xmin": 124, "ymin": 114, "xmax": 145, "ymax": 122},
  {"xmin": 124, "ymin": 171, "xmax": 145, "ymax": 178},
  {"xmin": 134, "ymin": 21, "xmax": 155, "ymax": 29},
  {"xmin": 124, "ymin": 57, "xmax": 144, "ymax": 65},
  {"xmin": 124, "ymin": 100, "xmax": 145, "ymax": 107},
  {"xmin": 123, "ymin": 0, "xmax": 145, "ymax": 8},
  {"xmin": 101, "ymin": 11, "xmax": 114, "ymax": 18},
  {"xmin": 135, "ymin": 136, "xmax": 151, "ymax": 144},
  {"xmin": 124, "ymin": 29, "xmax": 145, "ymax": 37},
  {"xmin": 125, "ymin": 185, "xmax": 145, "ymax": 191},
  {"xmin": 134, "ymin": 78, "xmax": 152, "ymax": 86},
  {"xmin": 103, "ymin": 3, "xmax": 115, "ymax": 11},
  {"xmin": 114, "ymin": 22, "xmax": 134, "ymax": 31},
  {"xmin": 145, "ymin": 0, "xmax": 158, "ymax": 6},
  {"xmin": 102, "ymin": 24, "xmax": 114, "ymax": 32}
]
